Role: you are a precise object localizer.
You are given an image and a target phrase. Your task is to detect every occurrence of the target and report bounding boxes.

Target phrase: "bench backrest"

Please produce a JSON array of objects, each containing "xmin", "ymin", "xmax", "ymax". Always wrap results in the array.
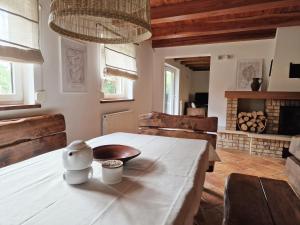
[
  {"xmin": 0, "ymin": 114, "xmax": 67, "ymax": 168},
  {"xmin": 138, "ymin": 112, "xmax": 218, "ymax": 148}
]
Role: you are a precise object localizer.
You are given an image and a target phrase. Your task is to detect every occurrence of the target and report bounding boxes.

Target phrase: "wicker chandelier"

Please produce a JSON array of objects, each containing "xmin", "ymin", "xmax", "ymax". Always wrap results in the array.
[{"xmin": 48, "ymin": 0, "xmax": 152, "ymax": 44}]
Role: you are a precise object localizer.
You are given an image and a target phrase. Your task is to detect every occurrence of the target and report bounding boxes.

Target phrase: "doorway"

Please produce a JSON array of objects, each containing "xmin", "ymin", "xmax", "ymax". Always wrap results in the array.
[
  {"xmin": 164, "ymin": 64, "xmax": 179, "ymax": 115},
  {"xmin": 163, "ymin": 56, "xmax": 211, "ymax": 117}
]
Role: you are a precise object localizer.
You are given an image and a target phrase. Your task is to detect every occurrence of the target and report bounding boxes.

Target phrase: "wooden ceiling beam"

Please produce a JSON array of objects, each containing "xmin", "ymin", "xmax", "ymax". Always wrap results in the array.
[
  {"xmin": 152, "ymin": 14, "xmax": 300, "ymax": 40},
  {"xmin": 150, "ymin": 0, "xmax": 192, "ymax": 8},
  {"xmin": 152, "ymin": 29, "xmax": 276, "ymax": 48},
  {"xmin": 183, "ymin": 64, "xmax": 210, "ymax": 68},
  {"xmin": 151, "ymin": 0, "xmax": 300, "ymax": 24},
  {"xmin": 190, "ymin": 67, "xmax": 210, "ymax": 71},
  {"xmin": 181, "ymin": 60, "xmax": 210, "ymax": 65},
  {"xmin": 175, "ymin": 56, "xmax": 210, "ymax": 62}
]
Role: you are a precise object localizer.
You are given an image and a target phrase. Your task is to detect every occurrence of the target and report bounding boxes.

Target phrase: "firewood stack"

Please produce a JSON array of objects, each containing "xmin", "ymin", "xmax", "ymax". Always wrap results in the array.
[{"xmin": 237, "ymin": 111, "xmax": 267, "ymax": 133}]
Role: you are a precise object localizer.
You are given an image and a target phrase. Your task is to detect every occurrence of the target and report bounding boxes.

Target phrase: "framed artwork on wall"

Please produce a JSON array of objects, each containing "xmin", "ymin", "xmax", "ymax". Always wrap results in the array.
[
  {"xmin": 236, "ymin": 59, "xmax": 263, "ymax": 90},
  {"xmin": 60, "ymin": 37, "xmax": 87, "ymax": 93}
]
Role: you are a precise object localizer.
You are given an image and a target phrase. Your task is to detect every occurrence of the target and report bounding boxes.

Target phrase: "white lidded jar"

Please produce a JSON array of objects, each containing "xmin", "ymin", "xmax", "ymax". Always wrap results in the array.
[
  {"xmin": 62, "ymin": 140, "xmax": 93, "ymax": 170},
  {"xmin": 102, "ymin": 160, "xmax": 123, "ymax": 184}
]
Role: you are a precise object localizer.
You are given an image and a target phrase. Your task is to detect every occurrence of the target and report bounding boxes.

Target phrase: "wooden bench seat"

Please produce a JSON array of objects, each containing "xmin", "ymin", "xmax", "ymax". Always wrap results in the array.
[{"xmin": 223, "ymin": 173, "xmax": 300, "ymax": 225}]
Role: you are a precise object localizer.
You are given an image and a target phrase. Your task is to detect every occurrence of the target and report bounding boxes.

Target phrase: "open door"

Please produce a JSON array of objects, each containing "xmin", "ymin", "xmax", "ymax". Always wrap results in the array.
[{"xmin": 164, "ymin": 64, "xmax": 179, "ymax": 115}]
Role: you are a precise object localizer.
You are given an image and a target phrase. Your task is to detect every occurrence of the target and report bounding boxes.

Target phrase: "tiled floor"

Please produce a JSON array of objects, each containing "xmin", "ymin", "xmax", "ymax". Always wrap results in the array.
[{"xmin": 198, "ymin": 149, "xmax": 287, "ymax": 225}]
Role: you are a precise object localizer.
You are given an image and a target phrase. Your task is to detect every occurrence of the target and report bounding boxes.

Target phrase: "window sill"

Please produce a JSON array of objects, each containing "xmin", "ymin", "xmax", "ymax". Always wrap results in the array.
[
  {"xmin": 0, "ymin": 103, "xmax": 41, "ymax": 111},
  {"xmin": 100, "ymin": 99, "xmax": 135, "ymax": 104}
]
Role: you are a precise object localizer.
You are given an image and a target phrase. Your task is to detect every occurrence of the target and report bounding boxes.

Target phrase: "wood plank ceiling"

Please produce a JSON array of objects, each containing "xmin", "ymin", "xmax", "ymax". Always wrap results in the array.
[
  {"xmin": 175, "ymin": 56, "xmax": 211, "ymax": 71},
  {"xmin": 150, "ymin": 0, "xmax": 300, "ymax": 48}
]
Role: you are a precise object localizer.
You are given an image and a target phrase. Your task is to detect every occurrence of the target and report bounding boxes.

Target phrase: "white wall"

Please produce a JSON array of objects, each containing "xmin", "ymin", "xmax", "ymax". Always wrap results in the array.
[
  {"xmin": 153, "ymin": 39, "xmax": 275, "ymax": 128},
  {"xmin": 0, "ymin": 0, "xmax": 154, "ymax": 143},
  {"xmin": 190, "ymin": 71, "xmax": 210, "ymax": 98},
  {"xmin": 269, "ymin": 26, "xmax": 300, "ymax": 91}
]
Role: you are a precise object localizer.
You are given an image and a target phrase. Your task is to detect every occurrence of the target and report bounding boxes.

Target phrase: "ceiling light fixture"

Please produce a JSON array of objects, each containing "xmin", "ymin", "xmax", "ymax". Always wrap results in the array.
[{"xmin": 48, "ymin": 0, "xmax": 152, "ymax": 44}]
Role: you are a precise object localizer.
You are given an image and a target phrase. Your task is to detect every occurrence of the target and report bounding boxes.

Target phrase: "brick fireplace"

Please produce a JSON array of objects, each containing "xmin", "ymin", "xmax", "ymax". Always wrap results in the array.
[{"xmin": 217, "ymin": 91, "xmax": 300, "ymax": 158}]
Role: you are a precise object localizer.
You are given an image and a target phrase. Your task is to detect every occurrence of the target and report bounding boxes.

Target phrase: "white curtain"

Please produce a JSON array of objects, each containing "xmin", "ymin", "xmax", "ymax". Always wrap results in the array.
[
  {"xmin": 0, "ymin": 0, "xmax": 43, "ymax": 64},
  {"xmin": 104, "ymin": 43, "xmax": 138, "ymax": 80}
]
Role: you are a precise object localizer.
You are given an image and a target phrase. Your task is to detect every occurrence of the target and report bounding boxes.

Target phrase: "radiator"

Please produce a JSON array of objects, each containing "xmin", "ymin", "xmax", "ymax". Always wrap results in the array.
[{"xmin": 102, "ymin": 110, "xmax": 135, "ymax": 135}]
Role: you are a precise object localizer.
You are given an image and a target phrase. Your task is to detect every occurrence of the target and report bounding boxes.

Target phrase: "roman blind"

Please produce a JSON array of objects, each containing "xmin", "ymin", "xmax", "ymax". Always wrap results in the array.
[
  {"xmin": 0, "ymin": 0, "xmax": 44, "ymax": 64},
  {"xmin": 104, "ymin": 44, "xmax": 138, "ymax": 80}
]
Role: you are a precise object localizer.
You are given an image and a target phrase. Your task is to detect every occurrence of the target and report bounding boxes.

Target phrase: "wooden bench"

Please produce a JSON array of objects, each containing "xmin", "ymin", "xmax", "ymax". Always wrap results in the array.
[
  {"xmin": 0, "ymin": 114, "xmax": 67, "ymax": 168},
  {"xmin": 138, "ymin": 112, "xmax": 218, "ymax": 171},
  {"xmin": 223, "ymin": 173, "xmax": 300, "ymax": 225}
]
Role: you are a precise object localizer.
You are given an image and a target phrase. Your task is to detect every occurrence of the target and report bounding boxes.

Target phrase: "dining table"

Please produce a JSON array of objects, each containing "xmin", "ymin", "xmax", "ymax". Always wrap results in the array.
[{"xmin": 0, "ymin": 132, "xmax": 211, "ymax": 225}]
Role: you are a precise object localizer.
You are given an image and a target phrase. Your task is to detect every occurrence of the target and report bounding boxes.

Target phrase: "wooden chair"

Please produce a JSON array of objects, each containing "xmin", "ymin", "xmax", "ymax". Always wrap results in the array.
[
  {"xmin": 0, "ymin": 114, "xmax": 67, "ymax": 168},
  {"xmin": 138, "ymin": 112, "xmax": 218, "ymax": 171}
]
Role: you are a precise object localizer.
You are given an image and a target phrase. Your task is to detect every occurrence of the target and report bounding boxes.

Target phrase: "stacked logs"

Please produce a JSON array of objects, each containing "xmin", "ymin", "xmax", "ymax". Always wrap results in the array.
[{"xmin": 237, "ymin": 111, "xmax": 267, "ymax": 133}]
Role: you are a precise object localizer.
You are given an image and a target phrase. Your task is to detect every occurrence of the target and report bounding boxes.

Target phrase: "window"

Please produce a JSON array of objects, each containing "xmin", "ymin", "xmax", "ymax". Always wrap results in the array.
[
  {"xmin": 101, "ymin": 44, "xmax": 137, "ymax": 99},
  {"xmin": 0, "ymin": 1, "xmax": 43, "ymax": 105},
  {"xmin": 0, "ymin": 61, "xmax": 23, "ymax": 103},
  {"xmin": 0, "ymin": 61, "xmax": 13, "ymax": 95}
]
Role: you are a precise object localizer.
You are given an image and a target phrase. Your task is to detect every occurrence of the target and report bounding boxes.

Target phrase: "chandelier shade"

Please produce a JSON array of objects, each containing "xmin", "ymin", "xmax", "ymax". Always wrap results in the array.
[{"xmin": 48, "ymin": 0, "xmax": 152, "ymax": 44}]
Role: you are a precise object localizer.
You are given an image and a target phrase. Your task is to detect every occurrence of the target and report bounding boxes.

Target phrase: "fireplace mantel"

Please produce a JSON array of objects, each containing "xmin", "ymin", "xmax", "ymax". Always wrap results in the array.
[{"xmin": 225, "ymin": 91, "xmax": 300, "ymax": 100}]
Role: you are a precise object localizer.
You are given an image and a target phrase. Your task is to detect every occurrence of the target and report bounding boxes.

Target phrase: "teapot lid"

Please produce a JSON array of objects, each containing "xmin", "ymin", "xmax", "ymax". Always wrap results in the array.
[{"xmin": 67, "ymin": 140, "xmax": 90, "ymax": 151}]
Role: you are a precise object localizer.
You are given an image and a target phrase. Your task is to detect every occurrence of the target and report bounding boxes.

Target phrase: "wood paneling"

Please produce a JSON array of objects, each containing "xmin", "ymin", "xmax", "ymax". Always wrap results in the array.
[{"xmin": 150, "ymin": 0, "xmax": 300, "ymax": 47}]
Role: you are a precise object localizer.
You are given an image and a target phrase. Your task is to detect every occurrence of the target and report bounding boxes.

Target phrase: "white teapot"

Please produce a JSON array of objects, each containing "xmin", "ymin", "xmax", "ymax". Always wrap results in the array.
[{"xmin": 63, "ymin": 140, "xmax": 93, "ymax": 170}]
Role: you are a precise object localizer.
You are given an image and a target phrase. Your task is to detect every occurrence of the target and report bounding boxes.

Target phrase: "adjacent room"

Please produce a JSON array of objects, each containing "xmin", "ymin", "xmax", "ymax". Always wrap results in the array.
[
  {"xmin": 163, "ymin": 56, "xmax": 210, "ymax": 116},
  {"xmin": 0, "ymin": 1, "xmax": 299, "ymax": 225}
]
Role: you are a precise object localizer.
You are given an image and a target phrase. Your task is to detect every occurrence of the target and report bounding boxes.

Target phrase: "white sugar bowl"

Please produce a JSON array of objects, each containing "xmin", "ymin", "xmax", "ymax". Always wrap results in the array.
[
  {"xmin": 63, "ymin": 140, "xmax": 93, "ymax": 170},
  {"xmin": 102, "ymin": 160, "xmax": 123, "ymax": 184}
]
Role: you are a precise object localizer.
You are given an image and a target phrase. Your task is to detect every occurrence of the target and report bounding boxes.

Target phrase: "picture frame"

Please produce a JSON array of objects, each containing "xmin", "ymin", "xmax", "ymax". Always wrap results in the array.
[
  {"xmin": 236, "ymin": 58, "xmax": 263, "ymax": 90},
  {"xmin": 60, "ymin": 37, "xmax": 87, "ymax": 93}
]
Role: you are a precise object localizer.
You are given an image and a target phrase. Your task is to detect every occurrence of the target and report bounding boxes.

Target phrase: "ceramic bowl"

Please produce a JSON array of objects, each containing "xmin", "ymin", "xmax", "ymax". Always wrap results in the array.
[{"xmin": 93, "ymin": 145, "xmax": 141, "ymax": 162}]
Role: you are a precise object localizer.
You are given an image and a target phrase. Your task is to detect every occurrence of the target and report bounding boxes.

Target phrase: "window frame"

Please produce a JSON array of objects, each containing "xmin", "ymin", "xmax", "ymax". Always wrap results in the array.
[
  {"xmin": 100, "ymin": 44, "xmax": 134, "ymax": 100},
  {"xmin": 0, "ymin": 61, "xmax": 23, "ymax": 104}
]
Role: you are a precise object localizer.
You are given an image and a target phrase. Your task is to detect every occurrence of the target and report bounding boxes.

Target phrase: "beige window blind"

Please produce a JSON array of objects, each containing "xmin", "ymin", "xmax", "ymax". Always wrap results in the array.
[
  {"xmin": 0, "ymin": 0, "xmax": 44, "ymax": 64},
  {"xmin": 104, "ymin": 44, "xmax": 138, "ymax": 80}
]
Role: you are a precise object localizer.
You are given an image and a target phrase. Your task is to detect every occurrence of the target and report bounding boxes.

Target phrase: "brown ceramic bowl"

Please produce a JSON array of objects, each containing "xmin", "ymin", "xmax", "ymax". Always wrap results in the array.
[{"xmin": 93, "ymin": 145, "xmax": 141, "ymax": 162}]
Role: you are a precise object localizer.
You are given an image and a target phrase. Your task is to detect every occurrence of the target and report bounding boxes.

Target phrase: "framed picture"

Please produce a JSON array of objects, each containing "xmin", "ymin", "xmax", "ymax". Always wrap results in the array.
[
  {"xmin": 60, "ymin": 37, "xmax": 87, "ymax": 93},
  {"xmin": 236, "ymin": 59, "xmax": 263, "ymax": 90}
]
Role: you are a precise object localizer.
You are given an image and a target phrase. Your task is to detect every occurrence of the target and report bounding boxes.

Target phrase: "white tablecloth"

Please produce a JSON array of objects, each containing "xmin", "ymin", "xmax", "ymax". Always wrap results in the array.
[{"xmin": 0, "ymin": 133, "xmax": 209, "ymax": 225}]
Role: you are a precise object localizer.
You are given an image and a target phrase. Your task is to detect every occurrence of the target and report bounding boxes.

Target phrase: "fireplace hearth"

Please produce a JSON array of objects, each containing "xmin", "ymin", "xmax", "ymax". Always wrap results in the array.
[{"xmin": 218, "ymin": 91, "xmax": 300, "ymax": 158}]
